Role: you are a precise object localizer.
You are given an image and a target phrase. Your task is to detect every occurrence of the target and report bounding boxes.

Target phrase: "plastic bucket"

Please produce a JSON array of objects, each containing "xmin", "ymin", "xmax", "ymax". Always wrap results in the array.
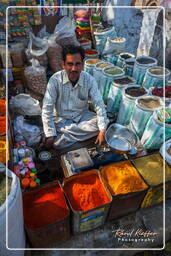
[
  {"xmin": 84, "ymin": 58, "xmax": 101, "ymax": 76},
  {"xmin": 85, "ymin": 49, "xmax": 99, "ymax": 59},
  {"xmin": 141, "ymin": 109, "xmax": 171, "ymax": 149},
  {"xmin": 117, "ymin": 52, "xmax": 135, "ymax": 68},
  {"xmin": 93, "ymin": 61, "xmax": 114, "ymax": 95},
  {"xmin": 116, "ymin": 85, "xmax": 148, "ymax": 125},
  {"xmin": 102, "ymin": 37, "xmax": 126, "ymax": 55},
  {"xmin": 124, "ymin": 58, "xmax": 135, "ymax": 77},
  {"xmin": 143, "ymin": 66, "xmax": 170, "ymax": 89},
  {"xmin": 133, "ymin": 56, "xmax": 157, "ymax": 85},
  {"xmin": 107, "ymin": 76, "xmax": 136, "ymax": 118},
  {"xmin": 148, "ymin": 86, "xmax": 171, "ymax": 105},
  {"xmin": 130, "ymin": 96, "xmax": 163, "ymax": 138},
  {"xmin": 102, "ymin": 54, "xmax": 119, "ymax": 65},
  {"xmin": 101, "ymin": 66, "xmax": 125, "ymax": 104},
  {"xmin": 94, "ymin": 27, "xmax": 117, "ymax": 54}
]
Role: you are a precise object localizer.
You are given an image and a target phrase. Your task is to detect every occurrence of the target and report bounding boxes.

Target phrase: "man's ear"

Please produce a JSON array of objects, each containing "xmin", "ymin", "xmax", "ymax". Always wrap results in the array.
[{"xmin": 61, "ymin": 61, "xmax": 65, "ymax": 69}]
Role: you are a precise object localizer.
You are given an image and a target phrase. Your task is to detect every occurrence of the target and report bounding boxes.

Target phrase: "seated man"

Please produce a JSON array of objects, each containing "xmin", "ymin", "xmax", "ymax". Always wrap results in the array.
[{"xmin": 42, "ymin": 45, "xmax": 109, "ymax": 149}]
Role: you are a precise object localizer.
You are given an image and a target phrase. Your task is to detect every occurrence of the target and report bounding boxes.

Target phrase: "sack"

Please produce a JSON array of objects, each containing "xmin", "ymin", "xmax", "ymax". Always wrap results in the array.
[{"xmin": 160, "ymin": 139, "xmax": 171, "ymax": 166}]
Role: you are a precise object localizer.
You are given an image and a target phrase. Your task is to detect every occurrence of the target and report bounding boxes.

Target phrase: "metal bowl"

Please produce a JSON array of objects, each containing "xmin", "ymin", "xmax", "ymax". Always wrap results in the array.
[{"xmin": 105, "ymin": 123, "xmax": 139, "ymax": 154}]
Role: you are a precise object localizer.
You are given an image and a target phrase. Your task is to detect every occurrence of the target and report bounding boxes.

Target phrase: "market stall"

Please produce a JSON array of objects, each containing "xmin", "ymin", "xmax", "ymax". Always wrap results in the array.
[{"xmin": 0, "ymin": 0, "xmax": 171, "ymax": 251}]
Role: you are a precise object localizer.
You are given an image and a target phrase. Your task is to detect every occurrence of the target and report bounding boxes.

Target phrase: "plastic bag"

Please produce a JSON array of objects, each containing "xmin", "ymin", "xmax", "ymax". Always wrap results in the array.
[
  {"xmin": 24, "ymin": 59, "xmax": 47, "ymax": 95},
  {"xmin": 10, "ymin": 43, "xmax": 25, "ymax": 67},
  {"xmin": 28, "ymin": 31, "xmax": 48, "ymax": 56},
  {"xmin": 9, "ymin": 94, "xmax": 41, "ymax": 116},
  {"xmin": 47, "ymin": 37, "xmax": 63, "ymax": 72},
  {"xmin": 13, "ymin": 116, "xmax": 41, "ymax": 147},
  {"xmin": 53, "ymin": 16, "xmax": 80, "ymax": 46}
]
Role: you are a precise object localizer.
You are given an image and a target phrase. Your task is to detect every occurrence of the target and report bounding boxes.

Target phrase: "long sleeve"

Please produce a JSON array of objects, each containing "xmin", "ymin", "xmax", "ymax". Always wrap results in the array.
[
  {"xmin": 42, "ymin": 76, "xmax": 58, "ymax": 137},
  {"xmin": 89, "ymin": 76, "xmax": 109, "ymax": 130}
]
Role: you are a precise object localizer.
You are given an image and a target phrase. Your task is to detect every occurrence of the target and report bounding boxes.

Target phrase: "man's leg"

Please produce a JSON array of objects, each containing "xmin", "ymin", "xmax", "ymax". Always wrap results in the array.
[{"xmin": 53, "ymin": 112, "xmax": 99, "ymax": 149}]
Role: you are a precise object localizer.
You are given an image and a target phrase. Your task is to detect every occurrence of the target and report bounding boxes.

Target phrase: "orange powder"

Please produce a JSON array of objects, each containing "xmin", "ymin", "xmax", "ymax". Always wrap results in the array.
[
  {"xmin": 0, "ymin": 116, "xmax": 6, "ymax": 135},
  {"xmin": 85, "ymin": 49, "xmax": 98, "ymax": 55},
  {"xmin": 0, "ymin": 99, "xmax": 6, "ymax": 114},
  {"xmin": 64, "ymin": 173, "xmax": 110, "ymax": 212},
  {"xmin": 100, "ymin": 162, "xmax": 147, "ymax": 195}
]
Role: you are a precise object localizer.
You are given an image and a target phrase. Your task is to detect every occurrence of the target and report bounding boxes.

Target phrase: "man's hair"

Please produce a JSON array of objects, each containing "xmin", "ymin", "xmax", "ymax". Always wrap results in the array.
[{"xmin": 62, "ymin": 45, "xmax": 85, "ymax": 62}]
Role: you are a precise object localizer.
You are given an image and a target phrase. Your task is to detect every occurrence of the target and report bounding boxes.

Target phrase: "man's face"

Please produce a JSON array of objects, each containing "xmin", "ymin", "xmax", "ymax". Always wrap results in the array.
[{"xmin": 62, "ymin": 53, "xmax": 84, "ymax": 83}]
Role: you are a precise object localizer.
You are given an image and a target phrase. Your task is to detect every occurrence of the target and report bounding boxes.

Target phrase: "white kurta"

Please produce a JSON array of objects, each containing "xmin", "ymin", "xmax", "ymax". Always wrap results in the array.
[{"xmin": 42, "ymin": 70, "xmax": 109, "ymax": 149}]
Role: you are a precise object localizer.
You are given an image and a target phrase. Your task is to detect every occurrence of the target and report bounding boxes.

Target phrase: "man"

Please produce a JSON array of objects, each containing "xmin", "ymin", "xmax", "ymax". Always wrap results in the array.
[{"xmin": 42, "ymin": 45, "xmax": 109, "ymax": 149}]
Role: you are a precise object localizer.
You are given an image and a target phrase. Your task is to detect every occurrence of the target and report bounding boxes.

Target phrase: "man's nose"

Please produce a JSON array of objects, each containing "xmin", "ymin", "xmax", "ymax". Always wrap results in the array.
[{"xmin": 71, "ymin": 65, "xmax": 77, "ymax": 71}]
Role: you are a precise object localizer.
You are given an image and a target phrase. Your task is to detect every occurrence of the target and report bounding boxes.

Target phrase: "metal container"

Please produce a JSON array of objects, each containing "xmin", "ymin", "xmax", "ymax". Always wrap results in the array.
[
  {"xmin": 63, "ymin": 169, "xmax": 112, "ymax": 234},
  {"xmin": 100, "ymin": 160, "xmax": 148, "ymax": 220},
  {"xmin": 131, "ymin": 153, "xmax": 171, "ymax": 208},
  {"xmin": 117, "ymin": 52, "xmax": 135, "ymax": 68},
  {"xmin": 105, "ymin": 123, "xmax": 139, "ymax": 154},
  {"xmin": 23, "ymin": 181, "xmax": 70, "ymax": 247}
]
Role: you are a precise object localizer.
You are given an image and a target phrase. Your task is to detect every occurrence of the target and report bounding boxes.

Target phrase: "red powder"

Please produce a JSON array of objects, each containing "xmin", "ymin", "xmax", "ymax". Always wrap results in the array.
[
  {"xmin": 152, "ymin": 86, "xmax": 171, "ymax": 98},
  {"xmin": 64, "ymin": 173, "xmax": 110, "ymax": 212},
  {"xmin": 85, "ymin": 49, "xmax": 98, "ymax": 55},
  {"xmin": 23, "ymin": 184, "xmax": 69, "ymax": 230},
  {"xmin": 80, "ymin": 39, "xmax": 89, "ymax": 43}
]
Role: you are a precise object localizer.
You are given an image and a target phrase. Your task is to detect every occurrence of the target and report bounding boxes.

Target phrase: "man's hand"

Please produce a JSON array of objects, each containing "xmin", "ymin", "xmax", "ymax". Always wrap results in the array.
[
  {"xmin": 44, "ymin": 136, "xmax": 55, "ymax": 149},
  {"xmin": 95, "ymin": 130, "xmax": 106, "ymax": 146}
]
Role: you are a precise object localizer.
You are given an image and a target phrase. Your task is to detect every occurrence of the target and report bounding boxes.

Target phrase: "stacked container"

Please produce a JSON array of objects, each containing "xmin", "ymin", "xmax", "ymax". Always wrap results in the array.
[
  {"xmin": 63, "ymin": 169, "xmax": 112, "ymax": 233},
  {"xmin": 100, "ymin": 161, "xmax": 148, "ymax": 220},
  {"xmin": 23, "ymin": 181, "xmax": 70, "ymax": 247},
  {"xmin": 132, "ymin": 153, "xmax": 171, "ymax": 208}
]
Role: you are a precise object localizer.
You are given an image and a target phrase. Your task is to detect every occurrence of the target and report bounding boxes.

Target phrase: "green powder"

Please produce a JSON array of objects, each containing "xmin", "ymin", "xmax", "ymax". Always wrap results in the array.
[{"xmin": 104, "ymin": 67, "xmax": 123, "ymax": 75}]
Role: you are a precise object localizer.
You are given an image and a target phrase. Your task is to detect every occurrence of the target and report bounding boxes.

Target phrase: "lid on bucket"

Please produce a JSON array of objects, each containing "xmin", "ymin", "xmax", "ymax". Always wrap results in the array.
[
  {"xmin": 103, "ymin": 66, "xmax": 124, "ymax": 75},
  {"xmin": 137, "ymin": 96, "xmax": 163, "ymax": 110}
]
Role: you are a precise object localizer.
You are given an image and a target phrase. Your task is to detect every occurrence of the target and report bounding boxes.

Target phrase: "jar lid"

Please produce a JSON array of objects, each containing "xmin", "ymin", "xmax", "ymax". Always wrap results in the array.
[{"xmin": 38, "ymin": 151, "xmax": 52, "ymax": 161}]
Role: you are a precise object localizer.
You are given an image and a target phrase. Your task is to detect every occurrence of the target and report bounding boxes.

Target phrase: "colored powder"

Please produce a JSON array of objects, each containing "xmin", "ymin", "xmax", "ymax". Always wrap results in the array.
[
  {"xmin": 79, "ymin": 39, "xmax": 89, "ymax": 44},
  {"xmin": 23, "ymin": 184, "xmax": 69, "ymax": 230},
  {"xmin": 149, "ymin": 67, "xmax": 169, "ymax": 75},
  {"xmin": 100, "ymin": 162, "xmax": 147, "ymax": 195},
  {"xmin": 0, "ymin": 99, "xmax": 6, "ymax": 114},
  {"xmin": 85, "ymin": 49, "xmax": 98, "ymax": 55},
  {"xmin": 64, "ymin": 173, "xmax": 110, "ymax": 212},
  {"xmin": 120, "ymin": 54, "xmax": 133, "ymax": 59},
  {"xmin": 96, "ymin": 63, "xmax": 112, "ymax": 69},
  {"xmin": 137, "ymin": 57, "xmax": 156, "ymax": 64},
  {"xmin": 104, "ymin": 67, "xmax": 123, "ymax": 75},
  {"xmin": 110, "ymin": 37, "xmax": 125, "ymax": 42},
  {"xmin": 0, "ymin": 173, "xmax": 12, "ymax": 206},
  {"xmin": 125, "ymin": 87, "xmax": 146, "ymax": 97},
  {"xmin": 86, "ymin": 59, "xmax": 101, "ymax": 65},
  {"xmin": 138, "ymin": 98, "xmax": 162, "ymax": 109},
  {"xmin": 152, "ymin": 86, "xmax": 171, "ymax": 98},
  {"xmin": 113, "ymin": 77, "xmax": 134, "ymax": 85},
  {"xmin": 0, "ymin": 116, "xmax": 6, "ymax": 135}
]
